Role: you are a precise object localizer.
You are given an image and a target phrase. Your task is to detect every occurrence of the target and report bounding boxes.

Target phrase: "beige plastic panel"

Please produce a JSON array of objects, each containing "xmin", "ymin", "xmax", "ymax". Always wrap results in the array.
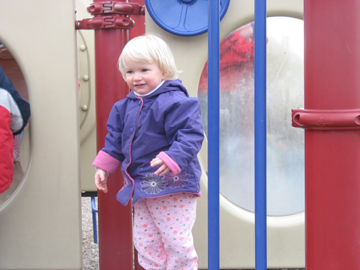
[
  {"xmin": 76, "ymin": 0, "xmax": 98, "ymax": 193},
  {"xmin": 145, "ymin": 0, "xmax": 304, "ymax": 269},
  {"xmin": 0, "ymin": 0, "xmax": 82, "ymax": 269}
]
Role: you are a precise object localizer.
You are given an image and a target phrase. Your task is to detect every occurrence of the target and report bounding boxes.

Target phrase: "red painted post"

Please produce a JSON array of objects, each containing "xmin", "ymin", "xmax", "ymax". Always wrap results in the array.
[
  {"xmin": 94, "ymin": 1, "xmax": 132, "ymax": 269},
  {"xmin": 301, "ymin": 1, "xmax": 360, "ymax": 269},
  {"xmin": 129, "ymin": 0, "xmax": 145, "ymax": 41}
]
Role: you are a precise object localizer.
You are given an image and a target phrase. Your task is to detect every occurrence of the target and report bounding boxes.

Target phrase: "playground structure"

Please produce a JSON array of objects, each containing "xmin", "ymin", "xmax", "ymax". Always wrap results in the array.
[
  {"xmin": 1, "ymin": 0, "xmax": 359, "ymax": 269},
  {"xmin": 0, "ymin": 1, "xmax": 82, "ymax": 269}
]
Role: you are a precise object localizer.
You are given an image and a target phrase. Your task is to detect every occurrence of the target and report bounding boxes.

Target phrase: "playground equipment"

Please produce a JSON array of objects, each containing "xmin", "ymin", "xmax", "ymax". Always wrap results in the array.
[
  {"xmin": 0, "ymin": 0, "xmax": 314, "ymax": 269},
  {"xmin": 294, "ymin": 0, "xmax": 360, "ymax": 268}
]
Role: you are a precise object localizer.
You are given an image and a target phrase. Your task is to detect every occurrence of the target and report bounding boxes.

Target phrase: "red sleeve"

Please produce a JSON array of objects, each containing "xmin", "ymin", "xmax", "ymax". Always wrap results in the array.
[{"xmin": 0, "ymin": 106, "xmax": 14, "ymax": 193}]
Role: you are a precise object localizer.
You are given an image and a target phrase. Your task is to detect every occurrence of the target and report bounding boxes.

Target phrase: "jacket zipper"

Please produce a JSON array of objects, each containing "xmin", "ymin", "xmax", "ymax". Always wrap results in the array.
[{"xmin": 124, "ymin": 96, "xmax": 144, "ymax": 202}]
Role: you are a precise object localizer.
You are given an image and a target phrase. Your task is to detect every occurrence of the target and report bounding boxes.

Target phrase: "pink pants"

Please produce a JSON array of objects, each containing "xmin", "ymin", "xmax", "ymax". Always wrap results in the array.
[{"xmin": 133, "ymin": 193, "xmax": 198, "ymax": 270}]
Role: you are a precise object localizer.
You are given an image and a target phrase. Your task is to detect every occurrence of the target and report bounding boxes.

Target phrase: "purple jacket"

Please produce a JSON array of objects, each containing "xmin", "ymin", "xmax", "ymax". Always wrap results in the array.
[{"xmin": 93, "ymin": 79, "xmax": 204, "ymax": 205}]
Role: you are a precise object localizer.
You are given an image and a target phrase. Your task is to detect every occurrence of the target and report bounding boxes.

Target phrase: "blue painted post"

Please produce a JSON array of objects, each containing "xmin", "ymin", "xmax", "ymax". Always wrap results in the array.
[
  {"xmin": 208, "ymin": 0, "xmax": 220, "ymax": 269},
  {"xmin": 254, "ymin": 0, "xmax": 267, "ymax": 269},
  {"xmin": 91, "ymin": 197, "xmax": 99, "ymax": 244}
]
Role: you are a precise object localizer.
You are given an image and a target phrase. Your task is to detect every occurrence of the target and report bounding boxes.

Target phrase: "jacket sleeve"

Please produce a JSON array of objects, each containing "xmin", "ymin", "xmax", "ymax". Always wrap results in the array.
[
  {"xmin": 93, "ymin": 150, "xmax": 121, "ymax": 174},
  {"xmin": 92, "ymin": 103, "xmax": 125, "ymax": 173},
  {"xmin": 161, "ymin": 97, "xmax": 204, "ymax": 173},
  {"xmin": 0, "ymin": 66, "xmax": 31, "ymax": 136},
  {"xmin": 0, "ymin": 88, "xmax": 23, "ymax": 134},
  {"xmin": 0, "ymin": 105, "xmax": 14, "ymax": 193}
]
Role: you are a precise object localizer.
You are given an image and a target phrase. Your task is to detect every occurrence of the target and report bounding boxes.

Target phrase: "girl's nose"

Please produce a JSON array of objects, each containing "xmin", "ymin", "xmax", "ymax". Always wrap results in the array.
[{"xmin": 133, "ymin": 73, "xmax": 142, "ymax": 81}]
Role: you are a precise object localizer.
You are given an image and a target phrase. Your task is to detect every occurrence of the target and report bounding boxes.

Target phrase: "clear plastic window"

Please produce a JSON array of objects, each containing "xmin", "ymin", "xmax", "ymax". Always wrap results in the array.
[{"xmin": 198, "ymin": 17, "xmax": 304, "ymax": 216}]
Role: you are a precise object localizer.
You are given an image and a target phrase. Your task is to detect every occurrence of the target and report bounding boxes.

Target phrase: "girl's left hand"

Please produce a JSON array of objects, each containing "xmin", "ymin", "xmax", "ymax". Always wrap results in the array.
[{"xmin": 150, "ymin": 157, "xmax": 170, "ymax": 176}]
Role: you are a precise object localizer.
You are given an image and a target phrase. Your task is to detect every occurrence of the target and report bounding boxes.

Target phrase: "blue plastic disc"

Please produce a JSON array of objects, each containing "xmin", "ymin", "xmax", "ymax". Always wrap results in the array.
[{"xmin": 145, "ymin": 0, "xmax": 231, "ymax": 36}]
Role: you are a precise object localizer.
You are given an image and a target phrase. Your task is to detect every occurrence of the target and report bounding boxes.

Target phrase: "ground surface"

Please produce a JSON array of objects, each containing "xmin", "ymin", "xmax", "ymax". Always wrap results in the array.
[{"xmin": 82, "ymin": 197, "xmax": 99, "ymax": 270}]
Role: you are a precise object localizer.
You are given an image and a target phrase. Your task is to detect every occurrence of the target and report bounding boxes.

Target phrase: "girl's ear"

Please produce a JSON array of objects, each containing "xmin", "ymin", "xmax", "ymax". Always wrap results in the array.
[{"xmin": 162, "ymin": 71, "xmax": 168, "ymax": 80}]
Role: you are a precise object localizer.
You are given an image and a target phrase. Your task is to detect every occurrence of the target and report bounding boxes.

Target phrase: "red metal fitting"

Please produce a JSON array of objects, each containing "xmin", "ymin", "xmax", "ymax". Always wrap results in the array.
[
  {"xmin": 87, "ymin": 1, "xmax": 145, "ymax": 15},
  {"xmin": 76, "ymin": 16, "xmax": 135, "ymax": 29},
  {"xmin": 292, "ymin": 108, "xmax": 360, "ymax": 130},
  {"xmin": 76, "ymin": 1, "xmax": 143, "ymax": 30}
]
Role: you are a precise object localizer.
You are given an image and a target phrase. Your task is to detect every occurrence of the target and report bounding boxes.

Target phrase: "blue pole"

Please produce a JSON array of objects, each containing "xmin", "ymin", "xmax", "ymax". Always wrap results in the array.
[
  {"xmin": 91, "ymin": 197, "xmax": 99, "ymax": 244},
  {"xmin": 255, "ymin": 0, "xmax": 267, "ymax": 270},
  {"xmin": 208, "ymin": 0, "xmax": 220, "ymax": 269},
  {"xmin": 254, "ymin": 0, "xmax": 267, "ymax": 269}
]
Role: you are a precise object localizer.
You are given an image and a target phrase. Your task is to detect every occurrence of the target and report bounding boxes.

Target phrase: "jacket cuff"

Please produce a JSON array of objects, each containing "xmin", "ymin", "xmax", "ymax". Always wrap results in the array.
[
  {"xmin": 93, "ymin": 150, "xmax": 121, "ymax": 174},
  {"xmin": 157, "ymin": 151, "xmax": 181, "ymax": 176}
]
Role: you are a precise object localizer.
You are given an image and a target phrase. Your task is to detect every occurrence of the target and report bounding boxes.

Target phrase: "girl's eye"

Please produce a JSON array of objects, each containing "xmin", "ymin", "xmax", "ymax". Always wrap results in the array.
[
  {"xmin": 126, "ymin": 70, "xmax": 133, "ymax": 74},
  {"xmin": 142, "ymin": 69, "xmax": 149, "ymax": 72}
]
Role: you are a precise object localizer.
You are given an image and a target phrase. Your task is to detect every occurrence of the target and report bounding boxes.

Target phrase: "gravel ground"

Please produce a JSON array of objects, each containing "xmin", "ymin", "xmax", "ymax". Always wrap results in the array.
[{"xmin": 82, "ymin": 197, "xmax": 99, "ymax": 270}]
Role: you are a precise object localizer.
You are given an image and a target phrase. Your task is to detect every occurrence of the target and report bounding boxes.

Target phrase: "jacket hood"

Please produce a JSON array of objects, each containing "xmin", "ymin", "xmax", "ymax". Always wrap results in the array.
[{"xmin": 126, "ymin": 79, "xmax": 189, "ymax": 100}]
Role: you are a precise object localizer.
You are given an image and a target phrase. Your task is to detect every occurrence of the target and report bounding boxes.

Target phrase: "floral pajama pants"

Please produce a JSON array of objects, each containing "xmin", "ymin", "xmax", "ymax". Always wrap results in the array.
[{"xmin": 133, "ymin": 193, "xmax": 198, "ymax": 270}]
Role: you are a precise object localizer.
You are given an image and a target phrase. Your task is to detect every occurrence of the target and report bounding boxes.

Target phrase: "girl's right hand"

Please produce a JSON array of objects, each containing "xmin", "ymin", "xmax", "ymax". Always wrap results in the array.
[{"xmin": 95, "ymin": 168, "xmax": 109, "ymax": 193}]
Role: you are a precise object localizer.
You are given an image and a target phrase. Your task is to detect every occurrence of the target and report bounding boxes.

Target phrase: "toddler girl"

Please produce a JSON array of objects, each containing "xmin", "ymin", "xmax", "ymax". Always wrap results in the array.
[{"xmin": 93, "ymin": 34, "xmax": 204, "ymax": 270}]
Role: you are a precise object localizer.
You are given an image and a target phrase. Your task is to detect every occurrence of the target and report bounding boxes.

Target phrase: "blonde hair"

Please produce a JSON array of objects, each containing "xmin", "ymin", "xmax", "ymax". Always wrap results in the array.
[{"xmin": 118, "ymin": 34, "xmax": 181, "ymax": 80}]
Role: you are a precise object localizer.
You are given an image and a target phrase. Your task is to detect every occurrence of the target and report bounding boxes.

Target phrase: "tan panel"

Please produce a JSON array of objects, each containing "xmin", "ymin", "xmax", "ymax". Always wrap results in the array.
[
  {"xmin": 145, "ymin": 0, "xmax": 304, "ymax": 269},
  {"xmin": 76, "ymin": 0, "xmax": 98, "ymax": 193},
  {"xmin": 0, "ymin": 0, "xmax": 82, "ymax": 269}
]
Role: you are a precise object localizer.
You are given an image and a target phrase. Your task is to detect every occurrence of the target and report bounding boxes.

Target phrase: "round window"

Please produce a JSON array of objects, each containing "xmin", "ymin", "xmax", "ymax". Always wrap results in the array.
[
  {"xmin": 198, "ymin": 17, "xmax": 304, "ymax": 216},
  {"xmin": 0, "ymin": 43, "xmax": 30, "ymax": 209}
]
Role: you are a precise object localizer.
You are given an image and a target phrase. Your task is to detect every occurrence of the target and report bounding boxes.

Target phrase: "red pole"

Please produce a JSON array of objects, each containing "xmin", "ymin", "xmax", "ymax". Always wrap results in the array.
[
  {"xmin": 129, "ymin": 0, "xmax": 145, "ymax": 41},
  {"xmin": 94, "ymin": 1, "xmax": 133, "ymax": 269},
  {"xmin": 302, "ymin": 1, "xmax": 360, "ymax": 268}
]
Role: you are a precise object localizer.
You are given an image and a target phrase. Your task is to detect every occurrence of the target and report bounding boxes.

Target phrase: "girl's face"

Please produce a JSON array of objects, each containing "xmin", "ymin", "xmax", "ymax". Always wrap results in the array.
[{"xmin": 124, "ymin": 55, "xmax": 167, "ymax": 95}]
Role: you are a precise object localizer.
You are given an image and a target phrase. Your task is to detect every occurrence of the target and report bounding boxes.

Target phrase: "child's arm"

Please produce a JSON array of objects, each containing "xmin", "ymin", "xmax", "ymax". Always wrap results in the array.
[
  {"xmin": 150, "ymin": 157, "xmax": 170, "ymax": 176},
  {"xmin": 160, "ymin": 97, "xmax": 204, "ymax": 174},
  {"xmin": 94, "ymin": 168, "xmax": 109, "ymax": 193}
]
